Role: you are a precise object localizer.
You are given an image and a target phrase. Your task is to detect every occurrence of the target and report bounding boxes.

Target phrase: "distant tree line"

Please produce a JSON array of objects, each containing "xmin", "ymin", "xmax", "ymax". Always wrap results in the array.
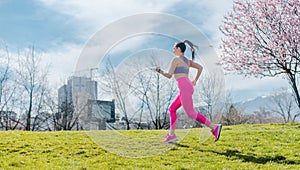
[{"xmin": 1, "ymin": 43, "xmax": 298, "ymax": 131}]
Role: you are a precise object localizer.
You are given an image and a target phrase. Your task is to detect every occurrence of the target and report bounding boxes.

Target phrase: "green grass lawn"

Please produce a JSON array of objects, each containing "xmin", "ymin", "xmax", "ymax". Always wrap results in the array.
[{"xmin": 0, "ymin": 123, "xmax": 299, "ymax": 169}]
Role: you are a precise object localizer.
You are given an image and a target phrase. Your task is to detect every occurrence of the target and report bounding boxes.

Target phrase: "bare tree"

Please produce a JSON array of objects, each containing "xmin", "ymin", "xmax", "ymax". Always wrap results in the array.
[
  {"xmin": 128, "ymin": 64, "xmax": 177, "ymax": 129},
  {"xmin": 270, "ymin": 89, "xmax": 299, "ymax": 123},
  {"xmin": 0, "ymin": 45, "xmax": 21, "ymax": 130},
  {"xmin": 195, "ymin": 71, "xmax": 225, "ymax": 122},
  {"xmin": 252, "ymin": 107, "xmax": 283, "ymax": 124},
  {"xmin": 101, "ymin": 60, "xmax": 132, "ymax": 130},
  {"xmin": 127, "ymin": 69, "xmax": 151, "ymax": 129},
  {"xmin": 100, "ymin": 52, "xmax": 177, "ymax": 130},
  {"xmin": 43, "ymin": 86, "xmax": 59, "ymax": 131},
  {"xmin": 31, "ymin": 112, "xmax": 53, "ymax": 131},
  {"xmin": 221, "ymin": 105, "xmax": 250, "ymax": 125},
  {"xmin": 121, "ymin": 53, "xmax": 178, "ymax": 130},
  {"xmin": 148, "ymin": 72, "xmax": 177, "ymax": 129},
  {"xmin": 15, "ymin": 46, "xmax": 49, "ymax": 131},
  {"xmin": 55, "ymin": 86, "xmax": 89, "ymax": 130}
]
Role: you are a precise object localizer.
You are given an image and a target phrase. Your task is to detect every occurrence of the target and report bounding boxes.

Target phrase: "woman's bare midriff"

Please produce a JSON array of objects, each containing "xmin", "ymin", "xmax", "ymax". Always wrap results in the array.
[{"xmin": 174, "ymin": 73, "xmax": 189, "ymax": 80}]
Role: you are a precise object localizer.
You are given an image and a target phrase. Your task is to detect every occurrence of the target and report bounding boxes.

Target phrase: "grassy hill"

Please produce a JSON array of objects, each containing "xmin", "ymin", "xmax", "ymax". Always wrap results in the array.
[{"xmin": 0, "ymin": 123, "xmax": 299, "ymax": 169}]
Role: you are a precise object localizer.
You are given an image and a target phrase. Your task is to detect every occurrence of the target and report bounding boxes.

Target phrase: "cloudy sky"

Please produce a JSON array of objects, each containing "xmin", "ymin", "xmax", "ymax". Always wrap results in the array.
[{"xmin": 0, "ymin": 0, "xmax": 289, "ymax": 102}]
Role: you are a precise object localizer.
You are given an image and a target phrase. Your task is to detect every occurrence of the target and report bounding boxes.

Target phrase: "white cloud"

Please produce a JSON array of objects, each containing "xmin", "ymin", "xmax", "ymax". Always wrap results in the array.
[
  {"xmin": 38, "ymin": 0, "xmax": 174, "ymax": 36},
  {"xmin": 41, "ymin": 43, "xmax": 82, "ymax": 86},
  {"xmin": 195, "ymin": 1, "xmax": 234, "ymax": 43}
]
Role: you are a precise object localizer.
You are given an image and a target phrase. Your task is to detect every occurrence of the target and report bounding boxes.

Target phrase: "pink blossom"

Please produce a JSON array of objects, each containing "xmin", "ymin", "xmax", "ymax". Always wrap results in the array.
[{"xmin": 219, "ymin": 0, "xmax": 300, "ymax": 78}]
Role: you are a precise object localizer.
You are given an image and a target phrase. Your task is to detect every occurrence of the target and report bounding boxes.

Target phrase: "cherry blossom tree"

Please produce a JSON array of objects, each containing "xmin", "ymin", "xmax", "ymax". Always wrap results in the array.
[{"xmin": 219, "ymin": 0, "xmax": 300, "ymax": 109}]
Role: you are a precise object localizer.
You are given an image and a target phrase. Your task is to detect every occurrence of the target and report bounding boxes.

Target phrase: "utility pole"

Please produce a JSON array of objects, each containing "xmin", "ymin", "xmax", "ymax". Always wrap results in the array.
[{"xmin": 90, "ymin": 68, "xmax": 98, "ymax": 79}]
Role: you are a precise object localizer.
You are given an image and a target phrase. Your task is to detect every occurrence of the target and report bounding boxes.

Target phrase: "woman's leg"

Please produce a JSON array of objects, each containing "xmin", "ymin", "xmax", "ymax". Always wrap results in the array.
[
  {"xmin": 178, "ymin": 80, "xmax": 213, "ymax": 129},
  {"xmin": 181, "ymin": 95, "xmax": 213, "ymax": 128},
  {"xmin": 177, "ymin": 78, "xmax": 222, "ymax": 142},
  {"xmin": 168, "ymin": 94, "xmax": 182, "ymax": 135}
]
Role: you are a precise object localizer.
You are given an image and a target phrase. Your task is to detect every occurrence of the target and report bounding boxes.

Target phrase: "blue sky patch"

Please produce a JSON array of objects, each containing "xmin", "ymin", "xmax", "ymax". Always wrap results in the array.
[{"xmin": 0, "ymin": 0, "xmax": 81, "ymax": 50}]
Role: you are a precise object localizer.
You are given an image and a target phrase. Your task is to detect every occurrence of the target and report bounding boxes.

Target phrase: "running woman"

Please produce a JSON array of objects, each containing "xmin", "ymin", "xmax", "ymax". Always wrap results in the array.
[{"xmin": 156, "ymin": 40, "xmax": 222, "ymax": 143}]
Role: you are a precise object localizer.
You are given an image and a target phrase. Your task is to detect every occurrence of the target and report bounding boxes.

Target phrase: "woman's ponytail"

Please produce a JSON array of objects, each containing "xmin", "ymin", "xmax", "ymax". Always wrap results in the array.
[{"xmin": 184, "ymin": 40, "xmax": 198, "ymax": 60}]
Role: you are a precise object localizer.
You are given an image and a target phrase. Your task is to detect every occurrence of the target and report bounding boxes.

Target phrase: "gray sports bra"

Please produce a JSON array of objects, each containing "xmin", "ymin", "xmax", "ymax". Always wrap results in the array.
[{"xmin": 174, "ymin": 57, "xmax": 189, "ymax": 74}]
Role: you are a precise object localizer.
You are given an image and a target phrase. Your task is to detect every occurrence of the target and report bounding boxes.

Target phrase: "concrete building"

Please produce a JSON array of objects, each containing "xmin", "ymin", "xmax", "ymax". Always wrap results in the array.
[
  {"xmin": 58, "ymin": 76, "xmax": 97, "ymax": 105},
  {"xmin": 0, "ymin": 111, "xmax": 19, "ymax": 130},
  {"xmin": 58, "ymin": 76, "xmax": 115, "ymax": 130}
]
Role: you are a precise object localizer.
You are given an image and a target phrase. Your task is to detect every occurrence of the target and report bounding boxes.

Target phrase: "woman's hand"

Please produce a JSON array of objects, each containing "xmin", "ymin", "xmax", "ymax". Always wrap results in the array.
[
  {"xmin": 191, "ymin": 80, "xmax": 197, "ymax": 86},
  {"xmin": 155, "ymin": 66, "xmax": 172, "ymax": 79},
  {"xmin": 156, "ymin": 66, "xmax": 161, "ymax": 73}
]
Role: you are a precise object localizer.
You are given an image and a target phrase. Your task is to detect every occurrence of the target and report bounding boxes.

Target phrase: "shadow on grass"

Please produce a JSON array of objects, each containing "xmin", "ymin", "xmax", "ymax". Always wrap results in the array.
[
  {"xmin": 211, "ymin": 149, "xmax": 299, "ymax": 165},
  {"xmin": 173, "ymin": 144, "xmax": 299, "ymax": 165},
  {"xmin": 173, "ymin": 143, "xmax": 190, "ymax": 148}
]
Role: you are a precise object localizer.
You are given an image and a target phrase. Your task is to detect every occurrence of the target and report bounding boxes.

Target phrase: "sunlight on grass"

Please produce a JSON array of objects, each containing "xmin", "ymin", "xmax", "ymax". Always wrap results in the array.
[
  {"xmin": 86, "ymin": 129, "xmax": 191, "ymax": 158},
  {"xmin": 199, "ymin": 127, "xmax": 212, "ymax": 143}
]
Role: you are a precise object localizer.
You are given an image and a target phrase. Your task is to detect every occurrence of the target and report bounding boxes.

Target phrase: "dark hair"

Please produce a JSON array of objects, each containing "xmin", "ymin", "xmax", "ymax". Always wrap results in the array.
[
  {"xmin": 175, "ymin": 42, "xmax": 186, "ymax": 53},
  {"xmin": 175, "ymin": 40, "xmax": 198, "ymax": 60}
]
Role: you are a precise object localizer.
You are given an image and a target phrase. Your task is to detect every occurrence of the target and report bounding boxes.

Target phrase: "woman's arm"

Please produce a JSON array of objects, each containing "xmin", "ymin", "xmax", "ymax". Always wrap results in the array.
[
  {"xmin": 189, "ymin": 60, "xmax": 203, "ymax": 85},
  {"xmin": 156, "ymin": 58, "xmax": 177, "ymax": 79},
  {"xmin": 156, "ymin": 67, "xmax": 172, "ymax": 79}
]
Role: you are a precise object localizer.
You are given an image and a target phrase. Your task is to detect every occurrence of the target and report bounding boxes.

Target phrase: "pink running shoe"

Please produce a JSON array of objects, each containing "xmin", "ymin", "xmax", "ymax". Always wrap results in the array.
[
  {"xmin": 212, "ymin": 124, "xmax": 222, "ymax": 142},
  {"xmin": 162, "ymin": 134, "xmax": 178, "ymax": 143}
]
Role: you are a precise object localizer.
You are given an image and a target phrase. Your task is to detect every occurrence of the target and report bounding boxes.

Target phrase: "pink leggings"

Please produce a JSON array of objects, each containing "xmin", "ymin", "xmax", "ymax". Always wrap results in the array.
[{"xmin": 169, "ymin": 77, "xmax": 211, "ymax": 130}]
